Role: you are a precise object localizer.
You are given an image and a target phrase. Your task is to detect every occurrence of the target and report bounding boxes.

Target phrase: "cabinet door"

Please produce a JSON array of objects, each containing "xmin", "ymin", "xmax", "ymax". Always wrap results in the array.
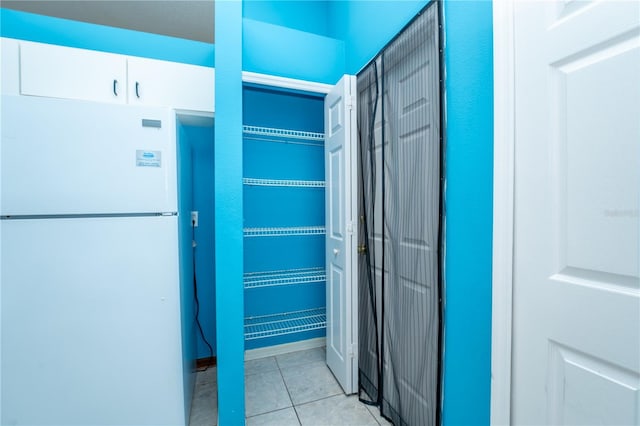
[
  {"xmin": 1, "ymin": 38, "xmax": 20, "ymax": 95},
  {"xmin": 128, "ymin": 57, "xmax": 214, "ymax": 112},
  {"xmin": 20, "ymin": 41, "xmax": 127, "ymax": 104}
]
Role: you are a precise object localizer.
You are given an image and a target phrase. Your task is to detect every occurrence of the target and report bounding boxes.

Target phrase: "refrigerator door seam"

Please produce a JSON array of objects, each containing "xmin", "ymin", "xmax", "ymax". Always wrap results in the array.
[{"xmin": 1, "ymin": 212, "xmax": 178, "ymax": 220}]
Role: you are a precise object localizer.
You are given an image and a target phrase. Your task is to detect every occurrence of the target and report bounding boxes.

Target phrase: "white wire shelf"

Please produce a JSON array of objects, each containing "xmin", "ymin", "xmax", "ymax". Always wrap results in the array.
[
  {"xmin": 244, "ymin": 308, "xmax": 326, "ymax": 340},
  {"xmin": 243, "ymin": 125, "xmax": 324, "ymax": 141},
  {"xmin": 243, "ymin": 226, "xmax": 326, "ymax": 237},
  {"xmin": 244, "ymin": 267, "xmax": 326, "ymax": 289},
  {"xmin": 243, "ymin": 178, "xmax": 325, "ymax": 188}
]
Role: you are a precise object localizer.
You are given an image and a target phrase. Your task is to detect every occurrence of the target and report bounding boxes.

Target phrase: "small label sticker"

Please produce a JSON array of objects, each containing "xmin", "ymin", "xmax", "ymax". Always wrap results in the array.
[{"xmin": 136, "ymin": 150, "xmax": 161, "ymax": 167}]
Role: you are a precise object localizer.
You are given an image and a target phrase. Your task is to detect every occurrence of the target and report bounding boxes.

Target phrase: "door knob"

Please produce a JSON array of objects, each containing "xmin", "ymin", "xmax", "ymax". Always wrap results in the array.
[{"xmin": 333, "ymin": 248, "xmax": 340, "ymax": 256}]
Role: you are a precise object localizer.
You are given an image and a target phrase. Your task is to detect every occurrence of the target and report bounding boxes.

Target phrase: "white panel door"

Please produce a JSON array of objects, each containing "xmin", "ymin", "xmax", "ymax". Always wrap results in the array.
[
  {"xmin": 325, "ymin": 75, "xmax": 358, "ymax": 394},
  {"xmin": 512, "ymin": 2, "xmax": 640, "ymax": 424},
  {"xmin": 1, "ymin": 95, "xmax": 176, "ymax": 215},
  {"xmin": 20, "ymin": 40, "xmax": 127, "ymax": 104},
  {"xmin": 128, "ymin": 57, "xmax": 215, "ymax": 112}
]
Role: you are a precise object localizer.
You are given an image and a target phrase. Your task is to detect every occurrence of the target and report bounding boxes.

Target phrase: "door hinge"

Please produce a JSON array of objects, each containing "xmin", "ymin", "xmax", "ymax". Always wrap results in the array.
[
  {"xmin": 348, "ymin": 343, "xmax": 357, "ymax": 358},
  {"xmin": 346, "ymin": 95, "xmax": 356, "ymax": 111},
  {"xmin": 346, "ymin": 220, "xmax": 354, "ymax": 235}
]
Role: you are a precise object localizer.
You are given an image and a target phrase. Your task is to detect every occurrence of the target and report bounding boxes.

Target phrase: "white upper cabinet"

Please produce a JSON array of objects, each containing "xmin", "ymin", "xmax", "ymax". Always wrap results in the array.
[
  {"xmin": 1, "ymin": 38, "xmax": 20, "ymax": 96},
  {"xmin": 7, "ymin": 38, "xmax": 214, "ymax": 112},
  {"xmin": 128, "ymin": 57, "xmax": 214, "ymax": 112},
  {"xmin": 20, "ymin": 40, "xmax": 128, "ymax": 104}
]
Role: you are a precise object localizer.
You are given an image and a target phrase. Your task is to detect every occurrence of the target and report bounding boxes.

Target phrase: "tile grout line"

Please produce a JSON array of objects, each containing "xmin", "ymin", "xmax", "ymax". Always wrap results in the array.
[
  {"xmin": 277, "ymin": 349, "xmax": 349, "ymax": 422},
  {"xmin": 213, "ymin": 353, "xmax": 384, "ymax": 426},
  {"xmin": 275, "ymin": 355, "xmax": 303, "ymax": 426},
  {"xmin": 292, "ymin": 392, "xmax": 384, "ymax": 426},
  {"xmin": 366, "ymin": 403, "xmax": 385, "ymax": 426},
  {"xmin": 245, "ymin": 349, "xmax": 377, "ymax": 425},
  {"xmin": 293, "ymin": 392, "xmax": 344, "ymax": 408},
  {"xmin": 244, "ymin": 358, "xmax": 290, "ymax": 420}
]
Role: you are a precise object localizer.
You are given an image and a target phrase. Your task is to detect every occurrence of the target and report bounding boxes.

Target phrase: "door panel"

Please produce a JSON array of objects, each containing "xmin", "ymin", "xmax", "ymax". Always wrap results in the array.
[
  {"xmin": 512, "ymin": 1, "xmax": 640, "ymax": 423},
  {"xmin": 547, "ymin": 342, "xmax": 639, "ymax": 425},
  {"xmin": 325, "ymin": 75, "xmax": 357, "ymax": 394},
  {"xmin": 329, "ymin": 264, "xmax": 345, "ymax": 357}
]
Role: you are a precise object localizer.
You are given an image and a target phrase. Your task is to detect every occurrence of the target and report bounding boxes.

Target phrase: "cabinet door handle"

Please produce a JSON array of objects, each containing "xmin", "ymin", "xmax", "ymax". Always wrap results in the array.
[
  {"xmin": 135, "ymin": 81, "xmax": 140, "ymax": 98},
  {"xmin": 113, "ymin": 79, "xmax": 118, "ymax": 96}
]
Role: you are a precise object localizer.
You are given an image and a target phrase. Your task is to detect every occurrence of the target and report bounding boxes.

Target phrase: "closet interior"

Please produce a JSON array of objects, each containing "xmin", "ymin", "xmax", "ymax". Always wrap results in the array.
[{"xmin": 242, "ymin": 84, "xmax": 327, "ymax": 350}]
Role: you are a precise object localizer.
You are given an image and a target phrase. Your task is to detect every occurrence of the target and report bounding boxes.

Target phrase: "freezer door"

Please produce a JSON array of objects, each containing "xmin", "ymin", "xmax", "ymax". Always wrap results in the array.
[
  {"xmin": 1, "ymin": 215, "xmax": 185, "ymax": 426},
  {"xmin": 1, "ymin": 95, "xmax": 177, "ymax": 215}
]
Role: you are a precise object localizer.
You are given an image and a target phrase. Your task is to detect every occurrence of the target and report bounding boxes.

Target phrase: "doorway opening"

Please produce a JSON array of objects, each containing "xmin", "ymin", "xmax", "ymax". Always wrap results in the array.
[{"xmin": 176, "ymin": 113, "xmax": 218, "ymax": 424}]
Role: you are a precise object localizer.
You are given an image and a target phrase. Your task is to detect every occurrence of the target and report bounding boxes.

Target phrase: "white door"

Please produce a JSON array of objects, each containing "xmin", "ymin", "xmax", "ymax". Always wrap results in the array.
[
  {"xmin": 512, "ymin": 1, "xmax": 640, "ymax": 424},
  {"xmin": 325, "ymin": 74, "xmax": 358, "ymax": 394}
]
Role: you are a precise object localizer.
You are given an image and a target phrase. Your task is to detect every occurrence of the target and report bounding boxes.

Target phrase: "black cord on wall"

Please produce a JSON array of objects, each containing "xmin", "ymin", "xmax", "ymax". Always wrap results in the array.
[{"xmin": 192, "ymin": 219, "xmax": 214, "ymax": 372}]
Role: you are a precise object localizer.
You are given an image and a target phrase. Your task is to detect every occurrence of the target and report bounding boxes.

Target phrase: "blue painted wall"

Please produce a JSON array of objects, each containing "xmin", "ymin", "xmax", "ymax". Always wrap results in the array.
[
  {"xmin": 242, "ymin": 0, "xmax": 343, "ymax": 85},
  {"xmin": 243, "ymin": 0, "xmax": 331, "ymax": 37},
  {"xmin": 214, "ymin": 2, "xmax": 245, "ymax": 424},
  {"xmin": 327, "ymin": 0, "xmax": 427, "ymax": 74},
  {"xmin": 0, "ymin": 8, "xmax": 214, "ymax": 67},
  {"xmin": 242, "ymin": 85, "xmax": 324, "ymax": 132},
  {"xmin": 242, "ymin": 18, "xmax": 344, "ymax": 85},
  {"xmin": 441, "ymin": 1, "xmax": 493, "ymax": 425},
  {"xmin": 181, "ymin": 125, "xmax": 217, "ymax": 360}
]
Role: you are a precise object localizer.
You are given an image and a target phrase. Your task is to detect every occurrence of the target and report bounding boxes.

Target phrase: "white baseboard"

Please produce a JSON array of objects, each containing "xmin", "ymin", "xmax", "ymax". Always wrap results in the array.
[{"xmin": 244, "ymin": 337, "xmax": 326, "ymax": 361}]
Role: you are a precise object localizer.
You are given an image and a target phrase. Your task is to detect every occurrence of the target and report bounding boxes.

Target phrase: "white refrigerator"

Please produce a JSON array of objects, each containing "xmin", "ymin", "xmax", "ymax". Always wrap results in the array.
[{"xmin": 1, "ymin": 95, "xmax": 187, "ymax": 425}]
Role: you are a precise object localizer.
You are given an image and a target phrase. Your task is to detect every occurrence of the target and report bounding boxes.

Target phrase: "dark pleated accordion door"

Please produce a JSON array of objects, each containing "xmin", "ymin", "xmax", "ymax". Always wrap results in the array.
[{"xmin": 356, "ymin": 4, "xmax": 442, "ymax": 425}]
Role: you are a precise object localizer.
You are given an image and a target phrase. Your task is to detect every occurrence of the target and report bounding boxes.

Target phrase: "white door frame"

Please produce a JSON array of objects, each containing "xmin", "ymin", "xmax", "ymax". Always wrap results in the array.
[
  {"xmin": 491, "ymin": 1, "xmax": 516, "ymax": 425},
  {"xmin": 240, "ymin": 73, "xmax": 359, "ymax": 387},
  {"xmin": 242, "ymin": 71, "xmax": 333, "ymax": 94}
]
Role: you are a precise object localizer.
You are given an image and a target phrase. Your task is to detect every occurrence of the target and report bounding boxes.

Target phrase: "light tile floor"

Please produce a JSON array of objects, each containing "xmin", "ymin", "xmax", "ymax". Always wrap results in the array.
[{"xmin": 189, "ymin": 347, "xmax": 392, "ymax": 426}]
